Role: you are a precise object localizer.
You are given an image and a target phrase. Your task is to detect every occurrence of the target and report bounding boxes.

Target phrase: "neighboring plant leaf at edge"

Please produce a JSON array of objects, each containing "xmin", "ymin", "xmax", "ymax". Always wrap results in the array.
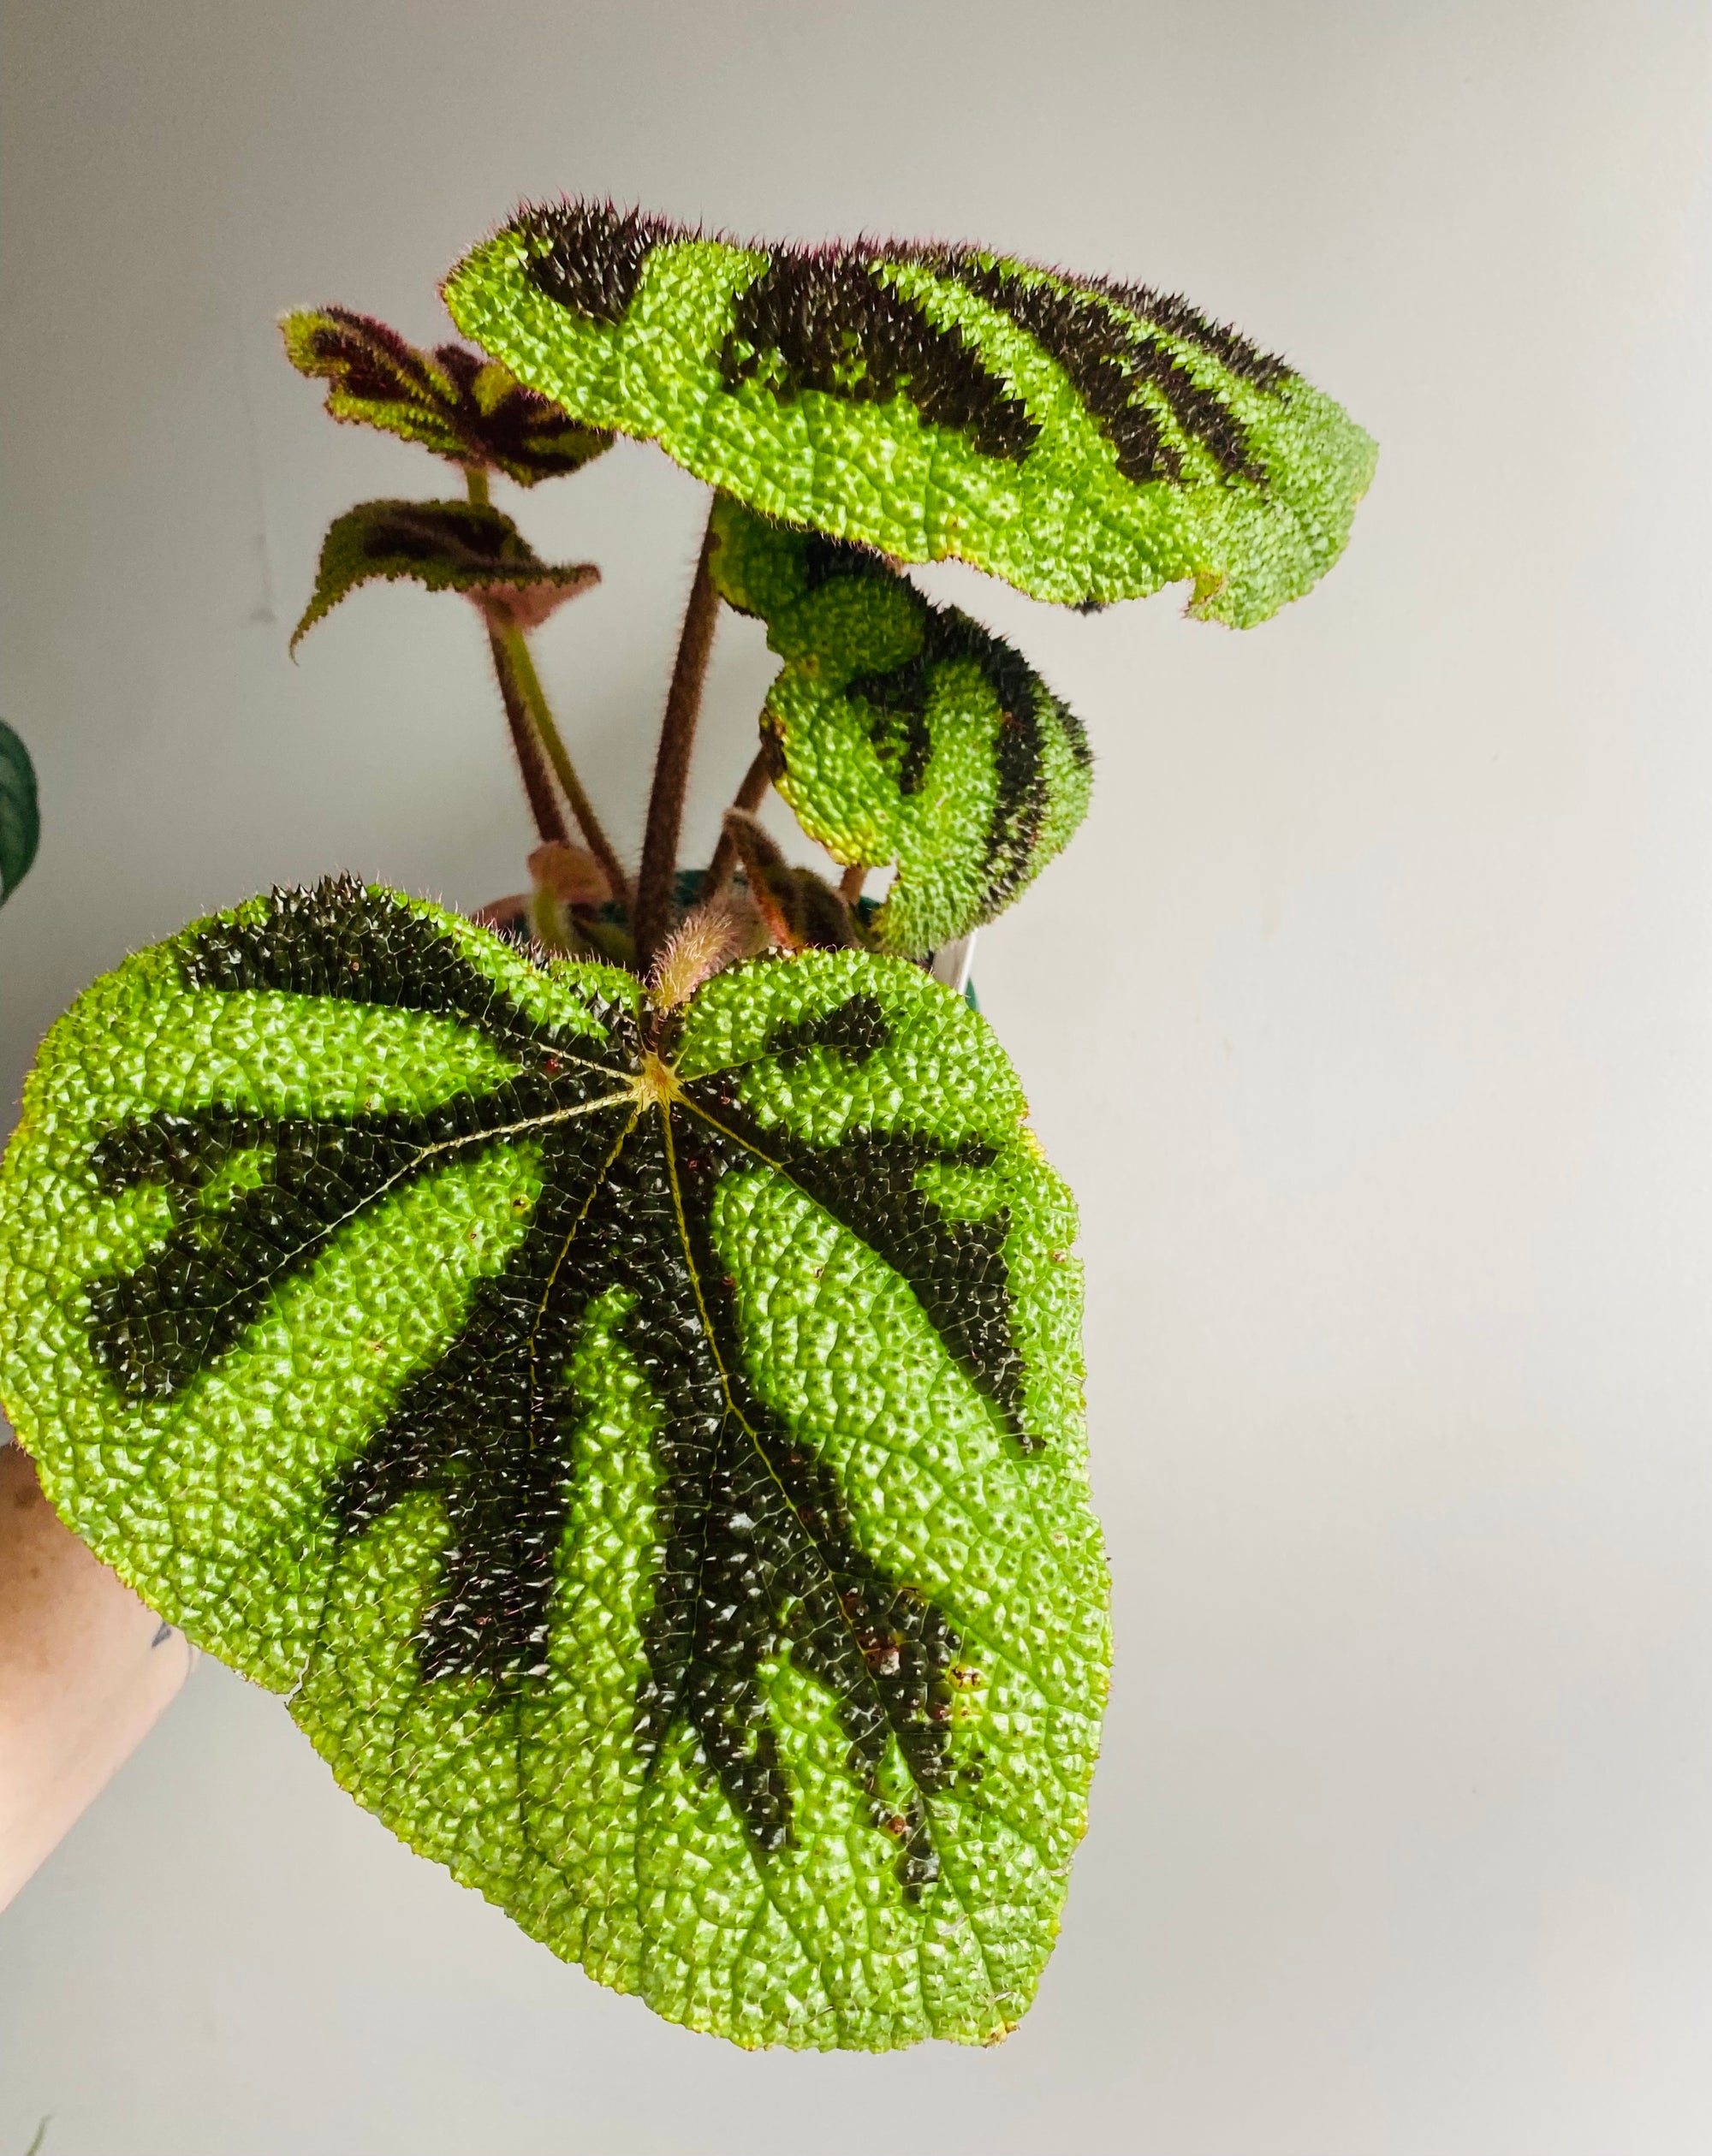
[{"xmin": 0, "ymin": 720, "xmax": 39, "ymax": 906}]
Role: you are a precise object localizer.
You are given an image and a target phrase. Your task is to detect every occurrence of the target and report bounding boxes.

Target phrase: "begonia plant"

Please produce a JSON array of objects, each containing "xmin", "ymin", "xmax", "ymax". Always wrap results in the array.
[{"xmin": 0, "ymin": 202, "xmax": 1374, "ymax": 2051}]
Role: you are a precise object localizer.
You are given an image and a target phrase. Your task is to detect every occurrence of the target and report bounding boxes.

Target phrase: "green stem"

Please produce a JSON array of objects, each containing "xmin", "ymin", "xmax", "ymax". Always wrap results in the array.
[
  {"xmin": 485, "ymin": 619, "xmax": 571, "ymax": 851},
  {"xmin": 633, "ymin": 502, "xmax": 722, "ymax": 970},
  {"xmin": 464, "ymin": 465, "xmax": 632, "ymax": 912},
  {"xmin": 491, "ymin": 618, "xmax": 632, "ymax": 912}
]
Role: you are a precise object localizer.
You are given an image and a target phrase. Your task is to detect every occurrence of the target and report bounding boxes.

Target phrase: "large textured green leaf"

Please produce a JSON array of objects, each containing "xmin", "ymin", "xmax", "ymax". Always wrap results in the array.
[
  {"xmin": 0, "ymin": 880, "xmax": 1107, "ymax": 2051},
  {"xmin": 0, "ymin": 719, "xmax": 39, "ymax": 905},
  {"xmin": 282, "ymin": 306, "xmax": 613, "ymax": 485},
  {"xmin": 443, "ymin": 201, "xmax": 1377, "ymax": 623},
  {"xmin": 292, "ymin": 499, "xmax": 598, "ymax": 649},
  {"xmin": 710, "ymin": 496, "xmax": 1092, "ymax": 956}
]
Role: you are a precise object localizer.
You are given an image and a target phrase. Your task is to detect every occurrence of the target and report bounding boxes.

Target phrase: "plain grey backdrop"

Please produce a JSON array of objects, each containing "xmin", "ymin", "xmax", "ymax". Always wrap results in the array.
[{"xmin": 3, "ymin": 2, "xmax": 1712, "ymax": 2150}]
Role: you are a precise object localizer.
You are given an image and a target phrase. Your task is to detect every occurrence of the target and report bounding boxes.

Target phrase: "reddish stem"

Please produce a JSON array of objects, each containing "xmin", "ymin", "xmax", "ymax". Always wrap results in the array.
[
  {"xmin": 633, "ymin": 506, "xmax": 721, "ymax": 969},
  {"xmin": 702, "ymin": 745, "xmax": 776, "ymax": 896}
]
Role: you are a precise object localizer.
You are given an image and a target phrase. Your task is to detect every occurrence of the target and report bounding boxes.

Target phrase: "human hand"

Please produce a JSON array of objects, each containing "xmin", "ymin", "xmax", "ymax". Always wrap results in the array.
[{"xmin": 0, "ymin": 1435, "xmax": 193, "ymax": 1910}]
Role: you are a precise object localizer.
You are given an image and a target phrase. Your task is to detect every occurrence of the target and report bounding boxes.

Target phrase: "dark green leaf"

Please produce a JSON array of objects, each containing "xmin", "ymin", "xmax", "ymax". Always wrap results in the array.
[
  {"xmin": 0, "ymin": 720, "xmax": 39, "ymax": 906},
  {"xmin": 0, "ymin": 880, "xmax": 1108, "ymax": 2051},
  {"xmin": 710, "ymin": 498, "xmax": 1091, "ymax": 955},
  {"xmin": 444, "ymin": 202, "xmax": 1377, "ymax": 623},
  {"xmin": 282, "ymin": 307, "xmax": 612, "ymax": 485},
  {"xmin": 292, "ymin": 499, "xmax": 599, "ymax": 650}
]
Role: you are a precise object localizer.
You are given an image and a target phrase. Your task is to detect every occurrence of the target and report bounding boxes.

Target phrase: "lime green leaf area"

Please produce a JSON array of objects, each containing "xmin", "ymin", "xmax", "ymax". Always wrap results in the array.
[
  {"xmin": 0, "ymin": 718, "xmax": 39, "ymax": 906},
  {"xmin": 443, "ymin": 201, "xmax": 1376, "ymax": 623},
  {"xmin": 282, "ymin": 306, "xmax": 613, "ymax": 485},
  {"xmin": 292, "ymin": 499, "xmax": 598, "ymax": 650},
  {"xmin": 711, "ymin": 496, "xmax": 1092, "ymax": 956},
  {"xmin": 0, "ymin": 881, "xmax": 1108, "ymax": 2050}
]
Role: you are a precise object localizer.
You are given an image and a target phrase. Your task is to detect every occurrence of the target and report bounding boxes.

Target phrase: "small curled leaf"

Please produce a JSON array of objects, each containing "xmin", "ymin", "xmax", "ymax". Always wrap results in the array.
[
  {"xmin": 710, "ymin": 499, "xmax": 1091, "ymax": 957},
  {"xmin": 0, "ymin": 720, "xmax": 39, "ymax": 906},
  {"xmin": 443, "ymin": 202, "xmax": 1376, "ymax": 621},
  {"xmin": 292, "ymin": 499, "xmax": 598, "ymax": 650},
  {"xmin": 282, "ymin": 306, "xmax": 613, "ymax": 484}
]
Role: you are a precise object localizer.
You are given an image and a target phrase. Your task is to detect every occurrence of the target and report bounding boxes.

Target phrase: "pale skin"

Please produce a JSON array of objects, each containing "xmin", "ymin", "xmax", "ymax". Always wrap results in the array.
[{"xmin": 0, "ymin": 1442, "xmax": 193, "ymax": 1911}]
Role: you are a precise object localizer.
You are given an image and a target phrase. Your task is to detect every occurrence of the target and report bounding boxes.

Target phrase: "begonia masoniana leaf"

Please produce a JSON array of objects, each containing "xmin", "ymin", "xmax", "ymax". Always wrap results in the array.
[
  {"xmin": 442, "ymin": 201, "xmax": 1377, "ymax": 623},
  {"xmin": 282, "ymin": 306, "xmax": 613, "ymax": 485},
  {"xmin": 0, "ymin": 719, "xmax": 39, "ymax": 906},
  {"xmin": 0, "ymin": 879, "xmax": 1108, "ymax": 2050},
  {"xmin": 710, "ymin": 497, "xmax": 1092, "ymax": 956},
  {"xmin": 292, "ymin": 499, "xmax": 599, "ymax": 650}
]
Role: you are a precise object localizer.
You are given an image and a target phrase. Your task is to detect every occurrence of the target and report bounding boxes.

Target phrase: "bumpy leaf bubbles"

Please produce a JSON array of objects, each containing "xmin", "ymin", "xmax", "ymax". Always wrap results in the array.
[{"xmin": 0, "ymin": 881, "xmax": 1107, "ymax": 2050}]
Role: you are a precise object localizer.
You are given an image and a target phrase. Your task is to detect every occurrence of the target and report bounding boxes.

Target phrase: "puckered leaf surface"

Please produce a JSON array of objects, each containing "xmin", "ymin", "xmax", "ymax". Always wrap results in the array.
[
  {"xmin": 0, "ymin": 719, "xmax": 39, "ymax": 905},
  {"xmin": 0, "ymin": 879, "xmax": 1109, "ymax": 2051},
  {"xmin": 292, "ymin": 499, "xmax": 599, "ymax": 649},
  {"xmin": 443, "ymin": 201, "xmax": 1377, "ymax": 623},
  {"xmin": 710, "ymin": 497, "xmax": 1091, "ymax": 956},
  {"xmin": 282, "ymin": 306, "xmax": 613, "ymax": 484}
]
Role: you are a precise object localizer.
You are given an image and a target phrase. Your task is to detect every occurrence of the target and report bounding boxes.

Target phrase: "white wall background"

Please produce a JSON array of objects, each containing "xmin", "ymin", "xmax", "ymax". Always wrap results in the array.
[{"xmin": 3, "ymin": 3, "xmax": 1712, "ymax": 2150}]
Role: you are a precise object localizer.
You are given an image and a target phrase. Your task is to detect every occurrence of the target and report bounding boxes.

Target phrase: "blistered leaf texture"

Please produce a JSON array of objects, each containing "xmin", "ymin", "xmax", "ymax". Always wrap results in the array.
[
  {"xmin": 292, "ymin": 499, "xmax": 598, "ymax": 649},
  {"xmin": 0, "ymin": 719, "xmax": 39, "ymax": 905},
  {"xmin": 710, "ymin": 497, "xmax": 1091, "ymax": 955},
  {"xmin": 443, "ymin": 202, "xmax": 1377, "ymax": 622},
  {"xmin": 0, "ymin": 881, "xmax": 1108, "ymax": 2050},
  {"xmin": 282, "ymin": 307, "xmax": 612, "ymax": 484}
]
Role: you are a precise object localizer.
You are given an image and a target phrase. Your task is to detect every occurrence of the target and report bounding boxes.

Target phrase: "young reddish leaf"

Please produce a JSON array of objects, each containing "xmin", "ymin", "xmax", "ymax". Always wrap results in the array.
[
  {"xmin": 282, "ymin": 306, "xmax": 612, "ymax": 485},
  {"xmin": 291, "ymin": 499, "xmax": 598, "ymax": 650},
  {"xmin": 649, "ymin": 892, "xmax": 769, "ymax": 1009},
  {"xmin": 527, "ymin": 840, "xmax": 611, "ymax": 910}
]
